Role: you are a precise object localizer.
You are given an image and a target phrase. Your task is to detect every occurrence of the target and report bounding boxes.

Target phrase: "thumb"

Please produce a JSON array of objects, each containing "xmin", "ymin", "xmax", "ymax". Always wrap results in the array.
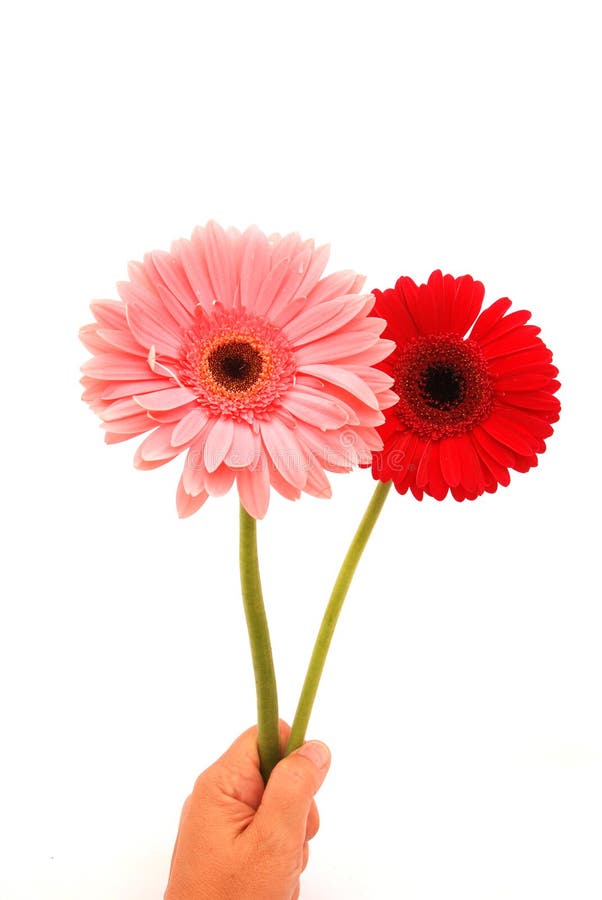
[{"xmin": 253, "ymin": 741, "xmax": 331, "ymax": 846}]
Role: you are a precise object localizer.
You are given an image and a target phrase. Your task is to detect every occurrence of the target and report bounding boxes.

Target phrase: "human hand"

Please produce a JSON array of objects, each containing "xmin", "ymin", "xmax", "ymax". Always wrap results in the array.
[{"xmin": 164, "ymin": 721, "xmax": 331, "ymax": 900}]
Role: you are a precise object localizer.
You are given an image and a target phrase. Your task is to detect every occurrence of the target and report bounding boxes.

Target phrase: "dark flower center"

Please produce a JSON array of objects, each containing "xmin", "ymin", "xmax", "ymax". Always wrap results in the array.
[
  {"xmin": 422, "ymin": 364, "xmax": 466, "ymax": 408},
  {"xmin": 393, "ymin": 333, "xmax": 494, "ymax": 440},
  {"xmin": 207, "ymin": 340, "xmax": 263, "ymax": 393}
]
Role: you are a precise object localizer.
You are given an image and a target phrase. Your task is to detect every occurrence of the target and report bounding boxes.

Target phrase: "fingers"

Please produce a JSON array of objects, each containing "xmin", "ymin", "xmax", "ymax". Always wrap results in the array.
[
  {"xmin": 252, "ymin": 741, "xmax": 331, "ymax": 848},
  {"xmin": 189, "ymin": 721, "xmax": 296, "ymax": 822},
  {"xmin": 306, "ymin": 799, "xmax": 320, "ymax": 841},
  {"xmin": 212, "ymin": 719, "xmax": 292, "ymax": 774},
  {"xmin": 188, "ymin": 727, "xmax": 263, "ymax": 825}
]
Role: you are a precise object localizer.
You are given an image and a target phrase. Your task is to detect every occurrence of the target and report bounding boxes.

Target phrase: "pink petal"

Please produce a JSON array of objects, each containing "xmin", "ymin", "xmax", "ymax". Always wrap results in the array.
[
  {"xmin": 280, "ymin": 387, "xmax": 350, "ymax": 429},
  {"xmin": 134, "ymin": 386, "xmax": 196, "ymax": 411},
  {"xmin": 102, "ymin": 398, "xmax": 144, "ymax": 422},
  {"xmin": 268, "ymin": 461, "xmax": 302, "ymax": 500},
  {"xmin": 171, "ymin": 408, "xmax": 210, "ymax": 447},
  {"xmin": 224, "ymin": 421, "xmax": 260, "ymax": 468},
  {"xmin": 354, "ymin": 366, "xmax": 395, "ymax": 392},
  {"xmin": 176, "ymin": 475, "xmax": 209, "ymax": 518},
  {"xmin": 239, "ymin": 226, "xmax": 271, "ymax": 309},
  {"xmin": 306, "ymin": 270, "xmax": 360, "ymax": 305},
  {"xmin": 269, "ymin": 296, "xmax": 308, "ymax": 329},
  {"xmin": 204, "ymin": 221, "xmax": 239, "ymax": 308},
  {"xmin": 178, "ymin": 230, "xmax": 217, "ymax": 311},
  {"xmin": 332, "ymin": 339, "xmax": 397, "ymax": 368},
  {"xmin": 270, "ymin": 232, "xmax": 304, "ymax": 265},
  {"xmin": 127, "ymin": 259, "xmax": 159, "ymax": 294},
  {"xmin": 296, "ymin": 364, "xmax": 380, "ymax": 409},
  {"xmin": 285, "ymin": 295, "xmax": 372, "ymax": 345},
  {"xmin": 294, "ymin": 421, "xmax": 357, "ymax": 470},
  {"xmin": 304, "ymin": 460, "xmax": 332, "ymax": 499},
  {"xmin": 295, "ymin": 243, "xmax": 331, "ymax": 298},
  {"xmin": 252, "ymin": 256, "xmax": 294, "ymax": 316},
  {"xmin": 260, "ymin": 418, "xmax": 308, "ymax": 490},
  {"xmin": 155, "ymin": 283, "xmax": 196, "ymax": 329},
  {"xmin": 96, "ymin": 328, "xmax": 147, "ymax": 357},
  {"xmin": 377, "ymin": 389, "xmax": 400, "ymax": 409},
  {"xmin": 101, "ymin": 413, "xmax": 152, "ymax": 435},
  {"xmin": 295, "ymin": 380, "xmax": 383, "ymax": 426},
  {"xmin": 135, "ymin": 426, "xmax": 181, "ymax": 462},
  {"xmin": 182, "ymin": 443, "xmax": 207, "ymax": 496},
  {"xmin": 82, "ymin": 354, "xmax": 153, "ymax": 381},
  {"xmin": 89, "ymin": 300, "xmax": 128, "ymax": 329},
  {"xmin": 152, "ymin": 249, "xmax": 198, "ymax": 317},
  {"xmin": 266, "ymin": 245, "xmax": 317, "ymax": 318},
  {"xmin": 105, "ymin": 431, "xmax": 139, "ymax": 445},
  {"xmin": 79, "ymin": 325, "xmax": 112, "ymax": 354},
  {"xmin": 203, "ymin": 416, "xmax": 235, "ymax": 472},
  {"xmin": 149, "ymin": 404, "xmax": 196, "ymax": 424},
  {"xmin": 282, "ymin": 299, "xmax": 346, "ymax": 344},
  {"xmin": 295, "ymin": 330, "xmax": 393, "ymax": 366},
  {"xmin": 236, "ymin": 457, "xmax": 270, "ymax": 519},
  {"xmin": 204, "ymin": 463, "xmax": 236, "ymax": 497},
  {"xmin": 126, "ymin": 300, "xmax": 183, "ymax": 358},
  {"xmin": 100, "ymin": 378, "xmax": 165, "ymax": 400}
]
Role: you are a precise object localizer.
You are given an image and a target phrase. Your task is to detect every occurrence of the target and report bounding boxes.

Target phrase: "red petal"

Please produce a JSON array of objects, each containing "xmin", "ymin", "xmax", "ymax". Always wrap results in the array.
[
  {"xmin": 373, "ymin": 286, "xmax": 419, "ymax": 344},
  {"xmin": 481, "ymin": 325, "xmax": 543, "ymax": 361},
  {"xmin": 402, "ymin": 275, "xmax": 438, "ymax": 335},
  {"xmin": 472, "ymin": 425, "xmax": 517, "ymax": 467},
  {"xmin": 449, "ymin": 274, "xmax": 485, "ymax": 336},
  {"xmin": 425, "ymin": 442, "xmax": 449, "ymax": 500},
  {"xmin": 488, "ymin": 343, "xmax": 553, "ymax": 371},
  {"xmin": 477, "ymin": 309, "xmax": 532, "ymax": 346},
  {"xmin": 456, "ymin": 434, "xmax": 484, "ymax": 494},
  {"xmin": 495, "ymin": 373, "xmax": 559, "ymax": 391},
  {"xmin": 482, "ymin": 411, "xmax": 544, "ymax": 456},
  {"xmin": 439, "ymin": 437, "xmax": 463, "ymax": 487},
  {"xmin": 469, "ymin": 297, "xmax": 512, "ymax": 342}
]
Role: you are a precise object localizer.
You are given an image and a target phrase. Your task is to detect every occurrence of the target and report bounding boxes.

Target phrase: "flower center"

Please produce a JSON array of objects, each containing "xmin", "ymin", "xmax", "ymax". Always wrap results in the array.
[
  {"xmin": 422, "ymin": 364, "xmax": 466, "ymax": 407},
  {"xmin": 394, "ymin": 334, "xmax": 493, "ymax": 440},
  {"xmin": 207, "ymin": 340, "xmax": 264, "ymax": 392},
  {"xmin": 177, "ymin": 308, "xmax": 296, "ymax": 422}
]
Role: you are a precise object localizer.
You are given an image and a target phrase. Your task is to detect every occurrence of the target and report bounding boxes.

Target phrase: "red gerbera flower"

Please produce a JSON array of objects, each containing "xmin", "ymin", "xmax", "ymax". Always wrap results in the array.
[{"xmin": 371, "ymin": 270, "xmax": 560, "ymax": 500}]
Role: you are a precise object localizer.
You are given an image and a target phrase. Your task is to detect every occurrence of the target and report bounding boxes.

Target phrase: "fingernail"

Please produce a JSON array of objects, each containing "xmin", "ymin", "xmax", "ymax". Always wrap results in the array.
[{"xmin": 297, "ymin": 741, "xmax": 331, "ymax": 770}]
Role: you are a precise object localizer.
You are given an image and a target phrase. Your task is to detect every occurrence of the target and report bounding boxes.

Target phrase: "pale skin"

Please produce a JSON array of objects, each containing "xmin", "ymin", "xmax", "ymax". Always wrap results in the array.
[{"xmin": 164, "ymin": 721, "xmax": 331, "ymax": 900}]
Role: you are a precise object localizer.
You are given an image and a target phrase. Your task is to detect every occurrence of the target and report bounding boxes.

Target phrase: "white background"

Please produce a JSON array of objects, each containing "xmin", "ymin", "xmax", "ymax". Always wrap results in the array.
[{"xmin": 1, "ymin": 1, "xmax": 600, "ymax": 898}]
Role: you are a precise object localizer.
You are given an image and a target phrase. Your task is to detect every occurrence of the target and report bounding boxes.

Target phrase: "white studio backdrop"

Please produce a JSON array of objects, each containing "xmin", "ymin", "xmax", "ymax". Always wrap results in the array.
[{"xmin": 1, "ymin": 1, "xmax": 600, "ymax": 898}]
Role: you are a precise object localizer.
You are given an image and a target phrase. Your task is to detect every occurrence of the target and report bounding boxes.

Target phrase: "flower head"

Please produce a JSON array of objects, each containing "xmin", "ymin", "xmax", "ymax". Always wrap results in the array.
[
  {"xmin": 370, "ymin": 270, "xmax": 560, "ymax": 500},
  {"xmin": 80, "ymin": 223, "xmax": 396, "ymax": 518}
]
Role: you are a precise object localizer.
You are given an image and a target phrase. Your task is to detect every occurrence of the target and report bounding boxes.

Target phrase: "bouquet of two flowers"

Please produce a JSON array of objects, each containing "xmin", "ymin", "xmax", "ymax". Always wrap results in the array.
[{"xmin": 80, "ymin": 222, "xmax": 560, "ymax": 782}]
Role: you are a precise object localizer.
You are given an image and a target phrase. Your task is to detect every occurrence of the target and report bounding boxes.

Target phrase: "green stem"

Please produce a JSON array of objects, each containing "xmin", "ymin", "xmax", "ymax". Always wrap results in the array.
[
  {"xmin": 286, "ymin": 480, "xmax": 392, "ymax": 754},
  {"xmin": 239, "ymin": 504, "xmax": 280, "ymax": 782}
]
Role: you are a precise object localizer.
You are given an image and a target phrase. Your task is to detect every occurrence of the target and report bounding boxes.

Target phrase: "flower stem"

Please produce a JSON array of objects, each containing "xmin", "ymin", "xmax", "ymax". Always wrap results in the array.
[
  {"xmin": 286, "ymin": 480, "xmax": 392, "ymax": 754},
  {"xmin": 239, "ymin": 504, "xmax": 280, "ymax": 782}
]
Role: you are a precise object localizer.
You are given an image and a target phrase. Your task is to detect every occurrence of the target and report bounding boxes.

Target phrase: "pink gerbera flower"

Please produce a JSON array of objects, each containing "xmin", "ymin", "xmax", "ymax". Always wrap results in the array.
[{"xmin": 80, "ymin": 222, "xmax": 397, "ymax": 519}]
